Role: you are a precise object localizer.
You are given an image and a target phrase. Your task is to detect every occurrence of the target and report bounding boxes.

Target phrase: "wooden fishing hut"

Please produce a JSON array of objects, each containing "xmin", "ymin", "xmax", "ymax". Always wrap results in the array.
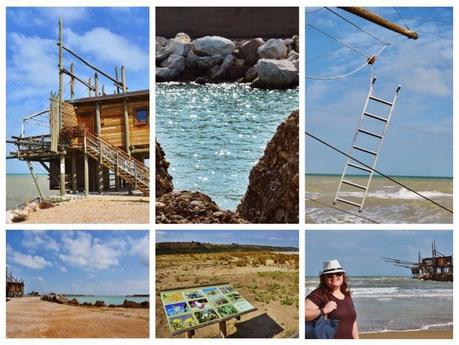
[
  {"xmin": 6, "ymin": 268, "xmax": 24, "ymax": 298},
  {"xmin": 7, "ymin": 19, "xmax": 149, "ymax": 198}
]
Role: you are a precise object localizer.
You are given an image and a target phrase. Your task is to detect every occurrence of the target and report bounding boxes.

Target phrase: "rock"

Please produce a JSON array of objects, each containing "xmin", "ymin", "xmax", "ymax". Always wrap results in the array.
[
  {"xmin": 211, "ymin": 54, "xmax": 235, "ymax": 80},
  {"xmin": 123, "ymin": 299, "xmax": 141, "ymax": 308},
  {"xmin": 237, "ymin": 38, "xmax": 264, "ymax": 66},
  {"xmin": 156, "ymin": 191, "xmax": 248, "ymax": 224},
  {"xmin": 284, "ymin": 38, "xmax": 294, "ymax": 53},
  {"xmin": 141, "ymin": 301, "xmax": 150, "ymax": 308},
  {"xmin": 193, "ymin": 36, "xmax": 235, "ymax": 57},
  {"xmin": 169, "ymin": 33, "xmax": 192, "ymax": 57},
  {"xmin": 94, "ymin": 300, "xmax": 105, "ymax": 307},
  {"xmin": 237, "ymin": 110, "xmax": 299, "ymax": 223},
  {"xmin": 159, "ymin": 54, "xmax": 186, "ymax": 78},
  {"xmin": 156, "ymin": 36, "xmax": 169, "ymax": 50},
  {"xmin": 186, "ymin": 50, "xmax": 224, "ymax": 70},
  {"xmin": 258, "ymin": 39, "xmax": 287, "ymax": 60},
  {"xmin": 292, "ymin": 35, "xmax": 299, "ymax": 53},
  {"xmin": 251, "ymin": 59, "xmax": 298, "ymax": 89},
  {"xmin": 288, "ymin": 50, "xmax": 299, "ymax": 71},
  {"xmin": 243, "ymin": 65, "xmax": 258, "ymax": 83},
  {"xmin": 156, "ymin": 67, "xmax": 172, "ymax": 82},
  {"xmin": 81, "ymin": 302, "xmax": 91, "ymax": 306},
  {"xmin": 226, "ymin": 58, "xmax": 249, "ymax": 81},
  {"xmin": 156, "ymin": 140, "xmax": 173, "ymax": 197},
  {"xmin": 68, "ymin": 298, "xmax": 79, "ymax": 305},
  {"xmin": 156, "ymin": 46, "xmax": 171, "ymax": 64},
  {"xmin": 109, "ymin": 304, "xmax": 116, "ymax": 308},
  {"xmin": 55, "ymin": 295, "xmax": 68, "ymax": 304}
]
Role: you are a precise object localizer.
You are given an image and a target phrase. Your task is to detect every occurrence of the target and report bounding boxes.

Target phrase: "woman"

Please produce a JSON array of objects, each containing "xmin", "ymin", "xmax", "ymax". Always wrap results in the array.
[{"xmin": 305, "ymin": 259, "xmax": 359, "ymax": 339}]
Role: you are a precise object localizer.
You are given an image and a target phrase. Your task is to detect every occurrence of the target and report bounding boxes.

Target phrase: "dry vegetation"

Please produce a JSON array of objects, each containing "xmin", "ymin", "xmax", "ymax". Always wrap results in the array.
[{"xmin": 156, "ymin": 251, "xmax": 299, "ymax": 338}]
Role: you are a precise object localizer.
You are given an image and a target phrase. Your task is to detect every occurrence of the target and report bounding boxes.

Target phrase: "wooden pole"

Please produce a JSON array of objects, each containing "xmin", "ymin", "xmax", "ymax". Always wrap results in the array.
[
  {"xmin": 70, "ymin": 63, "xmax": 75, "ymax": 100},
  {"xmin": 84, "ymin": 135, "xmax": 89, "ymax": 196},
  {"xmin": 219, "ymin": 320, "xmax": 227, "ymax": 338},
  {"xmin": 102, "ymin": 85, "xmax": 105, "ymax": 95},
  {"xmin": 59, "ymin": 154, "xmax": 65, "ymax": 196},
  {"xmin": 71, "ymin": 153, "xmax": 77, "ymax": 193},
  {"xmin": 121, "ymin": 65, "xmax": 127, "ymax": 93},
  {"xmin": 123, "ymin": 99, "xmax": 131, "ymax": 156},
  {"xmin": 94, "ymin": 73, "xmax": 99, "ymax": 97},
  {"xmin": 58, "ymin": 18, "xmax": 64, "ymax": 132},
  {"xmin": 26, "ymin": 160, "xmax": 45, "ymax": 201},
  {"xmin": 339, "ymin": 7, "xmax": 419, "ymax": 39},
  {"xmin": 88, "ymin": 77, "xmax": 92, "ymax": 97}
]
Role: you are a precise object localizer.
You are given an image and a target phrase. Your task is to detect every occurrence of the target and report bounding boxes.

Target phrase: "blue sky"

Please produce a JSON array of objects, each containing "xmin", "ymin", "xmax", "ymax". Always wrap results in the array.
[
  {"xmin": 6, "ymin": 7, "xmax": 149, "ymax": 173},
  {"xmin": 6, "ymin": 230, "xmax": 149, "ymax": 295},
  {"xmin": 156, "ymin": 230, "xmax": 299, "ymax": 248},
  {"xmin": 306, "ymin": 7, "xmax": 452, "ymax": 177},
  {"xmin": 306, "ymin": 230, "xmax": 452, "ymax": 276}
]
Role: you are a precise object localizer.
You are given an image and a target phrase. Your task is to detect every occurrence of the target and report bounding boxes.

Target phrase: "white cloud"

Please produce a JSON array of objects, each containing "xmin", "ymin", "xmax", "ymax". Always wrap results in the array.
[
  {"xmin": 65, "ymin": 27, "xmax": 148, "ymax": 72},
  {"xmin": 130, "ymin": 235, "xmax": 149, "ymax": 266},
  {"xmin": 22, "ymin": 231, "xmax": 60, "ymax": 252},
  {"xmin": 58, "ymin": 231, "xmax": 126, "ymax": 270},
  {"xmin": 8, "ymin": 248, "xmax": 52, "ymax": 269}
]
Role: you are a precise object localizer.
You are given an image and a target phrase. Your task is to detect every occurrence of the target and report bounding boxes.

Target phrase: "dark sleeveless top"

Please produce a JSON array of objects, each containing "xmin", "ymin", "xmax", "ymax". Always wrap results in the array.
[{"xmin": 307, "ymin": 288, "xmax": 357, "ymax": 339}]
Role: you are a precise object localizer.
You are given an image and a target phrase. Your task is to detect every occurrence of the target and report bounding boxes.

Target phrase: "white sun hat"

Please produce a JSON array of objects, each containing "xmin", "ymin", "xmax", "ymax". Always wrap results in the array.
[{"xmin": 321, "ymin": 259, "xmax": 346, "ymax": 275}]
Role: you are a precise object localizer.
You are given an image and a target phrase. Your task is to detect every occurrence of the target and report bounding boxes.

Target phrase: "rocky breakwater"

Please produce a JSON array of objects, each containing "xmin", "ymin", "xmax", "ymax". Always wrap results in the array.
[
  {"xmin": 41, "ymin": 294, "xmax": 149, "ymax": 308},
  {"xmin": 237, "ymin": 110, "xmax": 299, "ymax": 223},
  {"xmin": 156, "ymin": 140, "xmax": 174, "ymax": 197},
  {"xmin": 156, "ymin": 33, "xmax": 299, "ymax": 89}
]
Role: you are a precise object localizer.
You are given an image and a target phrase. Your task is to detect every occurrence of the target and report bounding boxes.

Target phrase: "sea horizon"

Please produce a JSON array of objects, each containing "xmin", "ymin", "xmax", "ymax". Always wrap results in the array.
[{"xmin": 306, "ymin": 173, "xmax": 453, "ymax": 179}]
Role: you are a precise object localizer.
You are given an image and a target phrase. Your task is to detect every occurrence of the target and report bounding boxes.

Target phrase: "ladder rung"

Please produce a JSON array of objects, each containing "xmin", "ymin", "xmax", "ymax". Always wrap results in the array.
[
  {"xmin": 348, "ymin": 162, "xmax": 372, "ymax": 173},
  {"xmin": 342, "ymin": 179, "xmax": 367, "ymax": 190},
  {"xmin": 363, "ymin": 112, "xmax": 388, "ymax": 122},
  {"xmin": 335, "ymin": 198, "xmax": 362, "ymax": 208},
  {"xmin": 358, "ymin": 128, "xmax": 383, "ymax": 139},
  {"xmin": 353, "ymin": 145, "xmax": 378, "ymax": 156},
  {"xmin": 369, "ymin": 95, "xmax": 392, "ymax": 106}
]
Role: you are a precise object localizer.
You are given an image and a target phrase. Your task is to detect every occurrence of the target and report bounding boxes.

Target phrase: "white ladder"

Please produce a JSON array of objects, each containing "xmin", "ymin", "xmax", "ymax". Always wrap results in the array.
[{"xmin": 333, "ymin": 76, "xmax": 401, "ymax": 211}]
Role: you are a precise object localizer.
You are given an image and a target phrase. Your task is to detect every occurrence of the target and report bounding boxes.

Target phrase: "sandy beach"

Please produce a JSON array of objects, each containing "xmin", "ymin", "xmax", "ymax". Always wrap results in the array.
[
  {"xmin": 20, "ymin": 196, "xmax": 149, "ymax": 224},
  {"xmin": 156, "ymin": 251, "xmax": 299, "ymax": 338},
  {"xmin": 361, "ymin": 329, "xmax": 453, "ymax": 339},
  {"xmin": 7, "ymin": 297, "xmax": 149, "ymax": 338}
]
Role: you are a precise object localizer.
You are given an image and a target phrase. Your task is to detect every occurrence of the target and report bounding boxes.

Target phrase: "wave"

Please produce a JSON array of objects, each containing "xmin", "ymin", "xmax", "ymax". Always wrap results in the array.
[
  {"xmin": 352, "ymin": 287, "xmax": 452, "ymax": 299},
  {"xmin": 338, "ymin": 189, "xmax": 452, "ymax": 200},
  {"xmin": 361, "ymin": 321, "xmax": 453, "ymax": 334}
]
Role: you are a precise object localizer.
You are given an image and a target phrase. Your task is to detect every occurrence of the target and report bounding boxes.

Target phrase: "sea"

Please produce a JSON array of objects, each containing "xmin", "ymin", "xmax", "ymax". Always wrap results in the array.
[
  {"xmin": 306, "ymin": 175, "xmax": 453, "ymax": 223},
  {"xmin": 6, "ymin": 174, "xmax": 53, "ymax": 210},
  {"xmin": 65, "ymin": 295, "xmax": 149, "ymax": 305},
  {"xmin": 305, "ymin": 276, "xmax": 453, "ymax": 333},
  {"xmin": 156, "ymin": 82, "xmax": 299, "ymax": 210}
]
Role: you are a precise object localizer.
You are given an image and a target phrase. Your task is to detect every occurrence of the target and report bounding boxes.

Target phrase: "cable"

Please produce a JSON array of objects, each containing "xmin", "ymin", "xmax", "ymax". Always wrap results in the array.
[
  {"xmin": 393, "ymin": 7, "xmax": 410, "ymax": 29},
  {"xmin": 306, "ymin": 131, "xmax": 453, "ymax": 214},
  {"xmin": 306, "ymin": 7, "xmax": 324, "ymax": 14},
  {"xmin": 306, "ymin": 196, "xmax": 380, "ymax": 224},
  {"xmin": 307, "ymin": 23, "xmax": 370, "ymax": 58},
  {"xmin": 326, "ymin": 7, "xmax": 389, "ymax": 45}
]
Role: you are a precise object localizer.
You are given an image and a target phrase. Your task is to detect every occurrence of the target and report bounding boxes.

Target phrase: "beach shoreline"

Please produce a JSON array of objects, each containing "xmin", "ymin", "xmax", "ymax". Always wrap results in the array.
[
  {"xmin": 360, "ymin": 329, "xmax": 453, "ymax": 339},
  {"xmin": 7, "ymin": 296, "xmax": 149, "ymax": 338}
]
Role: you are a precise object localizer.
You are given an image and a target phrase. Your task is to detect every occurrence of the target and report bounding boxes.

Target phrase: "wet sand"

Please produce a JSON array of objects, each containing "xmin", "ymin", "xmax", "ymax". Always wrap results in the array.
[
  {"xmin": 7, "ymin": 297, "xmax": 149, "ymax": 338},
  {"xmin": 21, "ymin": 196, "xmax": 149, "ymax": 224},
  {"xmin": 361, "ymin": 329, "xmax": 453, "ymax": 339},
  {"xmin": 156, "ymin": 251, "xmax": 299, "ymax": 338}
]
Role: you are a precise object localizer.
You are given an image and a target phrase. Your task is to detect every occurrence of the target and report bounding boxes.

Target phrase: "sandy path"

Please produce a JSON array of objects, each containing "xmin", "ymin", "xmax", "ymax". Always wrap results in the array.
[
  {"xmin": 7, "ymin": 297, "xmax": 149, "ymax": 338},
  {"xmin": 22, "ymin": 197, "xmax": 149, "ymax": 224}
]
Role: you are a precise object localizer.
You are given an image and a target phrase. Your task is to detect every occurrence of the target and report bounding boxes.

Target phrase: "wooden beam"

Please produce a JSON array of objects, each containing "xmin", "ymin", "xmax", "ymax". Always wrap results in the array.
[
  {"xmin": 59, "ymin": 153, "xmax": 65, "ymax": 196},
  {"xmin": 84, "ymin": 135, "xmax": 89, "ymax": 196},
  {"xmin": 70, "ymin": 63, "xmax": 75, "ymax": 100},
  {"xmin": 71, "ymin": 153, "xmax": 77, "ymax": 193},
  {"xmin": 26, "ymin": 160, "xmax": 45, "ymax": 201},
  {"xmin": 62, "ymin": 68, "xmax": 96, "ymax": 91},
  {"xmin": 121, "ymin": 65, "xmax": 127, "ymax": 93},
  {"xmin": 94, "ymin": 72, "xmax": 99, "ymax": 97},
  {"xmin": 123, "ymin": 99, "xmax": 131, "ymax": 156},
  {"xmin": 339, "ymin": 7, "xmax": 419, "ymax": 39},
  {"xmin": 58, "ymin": 18, "xmax": 64, "ymax": 132}
]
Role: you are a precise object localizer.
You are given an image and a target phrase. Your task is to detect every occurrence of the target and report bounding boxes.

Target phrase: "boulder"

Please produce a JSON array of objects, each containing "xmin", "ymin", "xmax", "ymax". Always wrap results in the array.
[
  {"xmin": 159, "ymin": 54, "xmax": 186, "ymax": 78},
  {"xmin": 251, "ymin": 59, "xmax": 298, "ymax": 89},
  {"xmin": 123, "ymin": 299, "xmax": 142, "ymax": 308},
  {"xmin": 156, "ymin": 191, "xmax": 248, "ymax": 224},
  {"xmin": 193, "ymin": 36, "xmax": 235, "ymax": 56},
  {"xmin": 55, "ymin": 295, "xmax": 68, "ymax": 304},
  {"xmin": 243, "ymin": 65, "xmax": 258, "ymax": 83},
  {"xmin": 156, "ymin": 36, "xmax": 169, "ymax": 50},
  {"xmin": 237, "ymin": 110, "xmax": 299, "ymax": 223},
  {"xmin": 68, "ymin": 298, "xmax": 79, "ymax": 306},
  {"xmin": 156, "ymin": 46, "xmax": 171, "ymax": 64},
  {"xmin": 141, "ymin": 301, "xmax": 150, "ymax": 308},
  {"xmin": 94, "ymin": 300, "xmax": 105, "ymax": 307},
  {"xmin": 211, "ymin": 54, "xmax": 235, "ymax": 80},
  {"xmin": 258, "ymin": 39, "xmax": 288, "ymax": 60},
  {"xmin": 169, "ymin": 33, "xmax": 192, "ymax": 57},
  {"xmin": 186, "ymin": 50, "xmax": 223, "ymax": 70},
  {"xmin": 156, "ymin": 140, "xmax": 174, "ymax": 197},
  {"xmin": 109, "ymin": 304, "xmax": 116, "ymax": 308},
  {"xmin": 226, "ymin": 58, "xmax": 250, "ymax": 82},
  {"xmin": 292, "ymin": 35, "xmax": 299, "ymax": 53},
  {"xmin": 237, "ymin": 38, "xmax": 264, "ymax": 66},
  {"xmin": 156, "ymin": 67, "xmax": 171, "ymax": 82}
]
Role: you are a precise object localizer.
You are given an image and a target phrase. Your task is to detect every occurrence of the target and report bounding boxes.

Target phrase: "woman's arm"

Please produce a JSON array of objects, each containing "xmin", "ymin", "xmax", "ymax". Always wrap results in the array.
[
  {"xmin": 352, "ymin": 321, "xmax": 359, "ymax": 339},
  {"xmin": 305, "ymin": 298, "xmax": 321, "ymax": 321}
]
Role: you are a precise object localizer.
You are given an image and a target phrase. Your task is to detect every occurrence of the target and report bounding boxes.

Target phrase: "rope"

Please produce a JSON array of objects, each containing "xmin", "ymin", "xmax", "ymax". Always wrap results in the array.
[
  {"xmin": 306, "ymin": 45, "xmax": 386, "ymax": 80},
  {"xmin": 325, "ymin": 7, "xmax": 389, "ymax": 45},
  {"xmin": 306, "ymin": 196, "xmax": 380, "ymax": 224},
  {"xmin": 306, "ymin": 131, "xmax": 453, "ymax": 214},
  {"xmin": 393, "ymin": 7, "xmax": 410, "ymax": 29},
  {"xmin": 307, "ymin": 23, "xmax": 370, "ymax": 58}
]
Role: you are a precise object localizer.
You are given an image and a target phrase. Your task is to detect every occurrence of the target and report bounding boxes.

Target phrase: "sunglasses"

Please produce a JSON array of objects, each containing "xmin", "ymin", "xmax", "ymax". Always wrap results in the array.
[{"xmin": 325, "ymin": 272, "xmax": 343, "ymax": 278}]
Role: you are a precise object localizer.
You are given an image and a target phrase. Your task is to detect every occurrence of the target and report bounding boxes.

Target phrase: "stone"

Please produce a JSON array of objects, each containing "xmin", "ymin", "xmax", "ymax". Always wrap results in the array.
[
  {"xmin": 258, "ymin": 39, "xmax": 288, "ymax": 60},
  {"xmin": 237, "ymin": 38, "xmax": 264, "ymax": 66},
  {"xmin": 141, "ymin": 301, "xmax": 150, "ymax": 308},
  {"xmin": 237, "ymin": 110, "xmax": 299, "ymax": 223},
  {"xmin": 226, "ymin": 58, "xmax": 249, "ymax": 81},
  {"xmin": 94, "ymin": 300, "xmax": 105, "ymax": 307},
  {"xmin": 156, "ymin": 191, "xmax": 248, "ymax": 224},
  {"xmin": 169, "ymin": 33, "xmax": 192, "ymax": 57},
  {"xmin": 193, "ymin": 36, "xmax": 235, "ymax": 56},
  {"xmin": 292, "ymin": 35, "xmax": 299, "ymax": 53},
  {"xmin": 156, "ymin": 36, "xmax": 168, "ymax": 50},
  {"xmin": 156, "ymin": 140, "xmax": 173, "ymax": 197},
  {"xmin": 159, "ymin": 54, "xmax": 186, "ymax": 76},
  {"xmin": 243, "ymin": 65, "xmax": 258, "ymax": 83},
  {"xmin": 55, "ymin": 295, "xmax": 68, "ymax": 304},
  {"xmin": 251, "ymin": 59, "xmax": 298, "ymax": 89},
  {"xmin": 186, "ymin": 50, "xmax": 224, "ymax": 70},
  {"xmin": 123, "ymin": 299, "xmax": 142, "ymax": 308},
  {"xmin": 156, "ymin": 46, "xmax": 171, "ymax": 64},
  {"xmin": 68, "ymin": 298, "xmax": 79, "ymax": 305},
  {"xmin": 211, "ymin": 54, "xmax": 235, "ymax": 80},
  {"xmin": 156, "ymin": 67, "xmax": 171, "ymax": 82}
]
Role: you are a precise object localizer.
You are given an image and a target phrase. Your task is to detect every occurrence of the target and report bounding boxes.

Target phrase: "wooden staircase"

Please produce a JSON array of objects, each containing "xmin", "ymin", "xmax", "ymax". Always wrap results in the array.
[{"xmin": 83, "ymin": 132, "xmax": 149, "ymax": 196}]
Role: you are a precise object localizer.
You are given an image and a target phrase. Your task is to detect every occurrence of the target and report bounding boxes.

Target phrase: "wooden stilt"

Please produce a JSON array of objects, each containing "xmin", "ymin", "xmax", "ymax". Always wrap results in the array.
[
  {"xmin": 26, "ymin": 160, "xmax": 44, "ymax": 200},
  {"xmin": 84, "ymin": 135, "xmax": 89, "ymax": 196},
  {"xmin": 71, "ymin": 153, "xmax": 77, "ymax": 193},
  {"xmin": 186, "ymin": 330, "xmax": 195, "ymax": 338},
  {"xmin": 59, "ymin": 154, "xmax": 65, "ymax": 196},
  {"xmin": 219, "ymin": 320, "xmax": 227, "ymax": 338}
]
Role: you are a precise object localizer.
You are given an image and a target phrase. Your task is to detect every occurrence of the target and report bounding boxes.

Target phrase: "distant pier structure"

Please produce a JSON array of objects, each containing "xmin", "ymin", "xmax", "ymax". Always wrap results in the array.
[
  {"xmin": 384, "ymin": 240, "xmax": 453, "ymax": 282},
  {"xmin": 6, "ymin": 268, "xmax": 25, "ymax": 297}
]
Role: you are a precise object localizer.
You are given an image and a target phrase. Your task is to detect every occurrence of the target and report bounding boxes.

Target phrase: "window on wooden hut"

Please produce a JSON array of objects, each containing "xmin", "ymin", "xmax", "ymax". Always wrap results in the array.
[{"xmin": 134, "ymin": 108, "xmax": 149, "ymax": 125}]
